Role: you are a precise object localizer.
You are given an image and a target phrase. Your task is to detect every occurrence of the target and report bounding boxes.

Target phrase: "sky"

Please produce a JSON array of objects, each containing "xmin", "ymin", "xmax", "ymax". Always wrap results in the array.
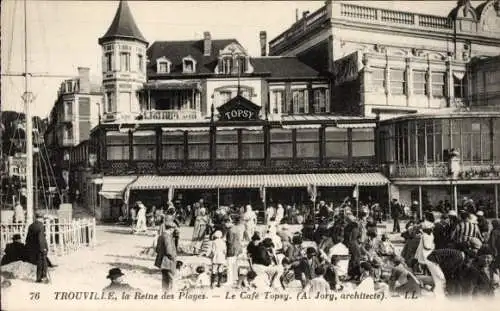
[{"xmin": 0, "ymin": 0, "xmax": 485, "ymax": 118}]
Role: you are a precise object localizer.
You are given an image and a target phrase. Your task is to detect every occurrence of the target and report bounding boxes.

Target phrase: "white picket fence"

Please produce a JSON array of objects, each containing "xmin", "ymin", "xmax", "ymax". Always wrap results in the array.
[{"xmin": 0, "ymin": 218, "xmax": 97, "ymax": 257}]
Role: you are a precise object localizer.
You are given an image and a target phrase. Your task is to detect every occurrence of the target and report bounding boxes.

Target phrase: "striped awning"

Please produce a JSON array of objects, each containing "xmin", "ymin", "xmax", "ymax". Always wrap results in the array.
[
  {"xmin": 129, "ymin": 173, "xmax": 389, "ymax": 190},
  {"xmin": 99, "ymin": 176, "xmax": 137, "ymax": 199}
]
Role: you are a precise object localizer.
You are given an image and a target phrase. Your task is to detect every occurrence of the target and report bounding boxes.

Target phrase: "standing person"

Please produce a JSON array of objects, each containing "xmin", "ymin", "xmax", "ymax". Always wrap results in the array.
[
  {"xmin": 476, "ymin": 211, "xmax": 490, "ymax": 241},
  {"xmin": 242, "ymin": 205, "xmax": 257, "ymax": 242},
  {"xmin": 451, "ymin": 213, "xmax": 483, "ymax": 250},
  {"xmin": 391, "ymin": 199, "xmax": 402, "ymax": 233},
  {"xmin": 13, "ymin": 201, "xmax": 24, "ymax": 224},
  {"xmin": 344, "ymin": 214, "xmax": 362, "ymax": 281},
  {"xmin": 129, "ymin": 205, "xmax": 137, "ymax": 228},
  {"xmin": 154, "ymin": 218, "xmax": 178, "ymax": 291},
  {"xmin": 25, "ymin": 212, "xmax": 49, "ymax": 283},
  {"xmin": 265, "ymin": 205, "xmax": 275, "ymax": 225},
  {"xmin": 488, "ymin": 219, "xmax": 500, "ymax": 270},
  {"xmin": 225, "ymin": 218, "xmax": 242, "ymax": 287},
  {"xmin": 275, "ymin": 204, "xmax": 284, "ymax": 225},
  {"xmin": 135, "ymin": 202, "xmax": 148, "ymax": 233},
  {"xmin": 210, "ymin": 230, "xmax": 227, "ymax": 288}
]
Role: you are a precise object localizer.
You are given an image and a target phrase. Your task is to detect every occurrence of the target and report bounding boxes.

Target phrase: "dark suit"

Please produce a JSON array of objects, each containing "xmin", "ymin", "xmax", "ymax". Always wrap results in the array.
[
  {"xmin": 1, "ymin": 242, "xmax": 27, "ymax": 265},
  {"xmin": 154, "ymin": 229, "xmax": 177, "ymax": 291},
  {"xmin": 25, "ymin": 220, "xmax": 49, "ymax": 281}
]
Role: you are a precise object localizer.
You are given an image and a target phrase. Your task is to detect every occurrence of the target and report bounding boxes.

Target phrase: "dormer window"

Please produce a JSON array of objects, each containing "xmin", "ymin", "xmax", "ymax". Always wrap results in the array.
[
  {"xmin": 157, "ymin": 57, "xmax": 171, "ymax": 74},
  {"xmin": 220, "ymin": 55, "xmax": 248, "ymax": 75},
  {"xmin": 216, "ymin": 43, "xmax": 253, "ymax": 75},
  {"xmin": 182, "ymin": 56, "xmax": 196, "ymax": 73}
]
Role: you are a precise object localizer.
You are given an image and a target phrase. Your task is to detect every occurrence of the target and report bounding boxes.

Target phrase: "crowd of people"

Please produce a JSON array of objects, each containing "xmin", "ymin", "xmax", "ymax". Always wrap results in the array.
[{"xmin": 145, "ymin": 196, "xmax": 500, "ymax": 299}]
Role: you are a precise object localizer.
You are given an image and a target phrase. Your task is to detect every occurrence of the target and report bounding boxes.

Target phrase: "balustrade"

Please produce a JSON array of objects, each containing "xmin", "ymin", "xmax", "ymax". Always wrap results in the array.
[
  {"xmin": 340, "ymin": 3, "xmax": 377, "ymax": 20},
  {"xmin": 380, "ymin": 9, "xmax": 414, "ymax": 25}
]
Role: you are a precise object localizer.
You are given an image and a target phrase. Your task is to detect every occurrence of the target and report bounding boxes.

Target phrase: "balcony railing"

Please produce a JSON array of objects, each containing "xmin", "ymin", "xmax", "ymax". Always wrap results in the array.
[
  {"xmin": 392, "ymin": 162, "xmax": 500, "ymax": 179},
  {"xmin": 102, "ymin": 158, "xmax": 379, "ymax": 176},
  {"xmin": 142, "ymin": 109, "xmax": 202, "ymax": 121}
]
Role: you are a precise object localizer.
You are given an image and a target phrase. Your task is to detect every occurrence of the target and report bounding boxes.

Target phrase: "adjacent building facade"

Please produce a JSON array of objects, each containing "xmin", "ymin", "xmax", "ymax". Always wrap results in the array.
[
  {"xmin": 269, "ymin": 0, "xmax": 500, "ymax": 215},
  {"xmin": 45, "ymin": 67, "xmax": 103, "ymax": 193}
]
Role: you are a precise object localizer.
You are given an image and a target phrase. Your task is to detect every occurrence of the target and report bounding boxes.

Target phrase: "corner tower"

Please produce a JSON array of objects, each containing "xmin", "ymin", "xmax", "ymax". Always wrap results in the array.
[{"xmin": 98, "ymin": 0, "xmax": 148, "ymax": 116}]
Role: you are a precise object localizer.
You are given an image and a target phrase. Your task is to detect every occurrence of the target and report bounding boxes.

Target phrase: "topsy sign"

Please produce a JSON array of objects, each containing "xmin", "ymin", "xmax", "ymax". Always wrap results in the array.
[{"xmin": 217, "ymin": 95, "xmax": 261, "ymax": 121}]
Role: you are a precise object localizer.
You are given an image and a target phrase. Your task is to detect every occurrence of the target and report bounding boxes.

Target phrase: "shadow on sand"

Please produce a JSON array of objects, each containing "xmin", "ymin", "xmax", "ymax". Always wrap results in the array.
[{"xmin": 104, "ymin": 261, "xmax": 158, "ymax": 275}]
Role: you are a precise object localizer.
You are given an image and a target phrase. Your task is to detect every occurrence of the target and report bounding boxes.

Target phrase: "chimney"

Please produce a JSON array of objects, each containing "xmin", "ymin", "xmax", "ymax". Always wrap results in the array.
[
  {"xmin": 302, "ymin": 10, "xmax": 310, "ymax": 19},
  {"xmin": 295, "ymin": 9, "xmax": 299, "ymax": 22},
  {"xmin": 203, "ymin": 31, "xmax": 211, "ymax": 56},
  {"xmin": 78, "ymin": 67, "xmax": 90, "ymax": 93},
  {"xmin": 259, "ymin": 31, "xmax": 267, "ymax": 56}
]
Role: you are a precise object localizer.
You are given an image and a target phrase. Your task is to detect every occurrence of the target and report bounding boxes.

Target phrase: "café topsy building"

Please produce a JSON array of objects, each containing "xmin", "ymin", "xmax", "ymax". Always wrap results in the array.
[{"xmin": 75, "ymin": 1, "xmax": 390, "ymax": 221}]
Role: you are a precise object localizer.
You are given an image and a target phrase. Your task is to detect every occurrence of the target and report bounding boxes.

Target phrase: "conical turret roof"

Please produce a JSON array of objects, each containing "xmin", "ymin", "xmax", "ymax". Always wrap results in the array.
[{"xmin": 98, "ymin": 0, "xmax": 147, "ymax": 45}]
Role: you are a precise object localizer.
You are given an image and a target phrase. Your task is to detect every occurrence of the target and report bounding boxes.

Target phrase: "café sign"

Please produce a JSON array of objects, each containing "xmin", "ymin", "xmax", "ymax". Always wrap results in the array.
[{"xmin": 217, "ymin": 95, "xmax": 261, "ymax": 121}]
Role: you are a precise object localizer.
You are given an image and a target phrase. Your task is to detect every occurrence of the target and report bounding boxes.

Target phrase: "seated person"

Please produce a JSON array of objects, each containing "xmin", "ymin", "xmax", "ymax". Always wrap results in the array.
[
  {"xmin": 324, "ymin": 255, "xmax": 343, "ymax": 291},
  {"xmin": 304, "ymin": 266, "xmax": 330, "ymax": 294},
  {"xmin": 103, "ymin": 268, "xmax": 137, "ymax": 293},
  {"xmin": 240, "ymin": 270, "xmax": 268, "ymax": 290},
  {"xmin": 377, "ymin": 234, "xmax": 395, "ymax": 257},
  {"xmin": 328, "ymin": 236, "xmax": 350, "ymax": 279},
  {"xmin": 251, "ymin": 238, "xmax": 280, "ymax": 288},
  {"xmin": 1, "ymin": 234, "xmax": 26, "ymax": 265},
  {"xmin": 296, "ymin": 247, "xmax": 322, "ymax": 289},
  {"xmin": 388, "ymin": 255, "xmax": 423, "ymax": 297},
  {"xmin": 188, "ymin": 266, "xmax": 211, "ymax": 289}
]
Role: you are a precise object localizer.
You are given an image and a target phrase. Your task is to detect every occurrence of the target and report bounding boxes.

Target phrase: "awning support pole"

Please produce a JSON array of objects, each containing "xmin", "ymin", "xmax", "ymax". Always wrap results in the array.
[
  {"xmin": 418, "ymin": 185, "xmax": 423, "ymax": 220},
  {"xmin": 217, "ymin": 188, "xmax": 220, "ymax": 209},
  {"xmin": 453, "ymin": 183, "xmax": 458, "ymax": 213},
  {"xmin": 387, "ymin": 183, "xmax": 392, "ymax": 221},
  {"xmin": 495, "ymin": 184, "xmax": 499, "ymax": 219}
]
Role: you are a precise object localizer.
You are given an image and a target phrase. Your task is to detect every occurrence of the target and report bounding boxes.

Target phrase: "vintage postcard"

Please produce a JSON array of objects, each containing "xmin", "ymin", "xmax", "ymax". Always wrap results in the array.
[{"xmin": 1, "ymin": 0, "xmax": 500, "ymax": 310}]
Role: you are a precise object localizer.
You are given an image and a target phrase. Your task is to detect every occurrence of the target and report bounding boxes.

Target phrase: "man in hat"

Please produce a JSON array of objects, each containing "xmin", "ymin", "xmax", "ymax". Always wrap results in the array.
[
  {"xmin": 103, "ymin": 268, "xmax": 136, "ymax": 292},
  {"xmin": 25, "ymin": 211, "xmax": 49, "ymax": 283},
  {"xmin": 1, "ymin": 234, "xmax": 27, "ymax": 265},
  {"xmin": 390, "ymin": 199, "xmax": 402, "ymax": 233},
  {"xmin": 154, "ymin": 217, "xmax": 178, "ymax": 291}
]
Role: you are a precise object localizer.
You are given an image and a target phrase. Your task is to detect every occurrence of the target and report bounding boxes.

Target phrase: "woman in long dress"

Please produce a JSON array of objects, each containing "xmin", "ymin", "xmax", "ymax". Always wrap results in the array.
[
  {"xmin": 242, "ymin": 205, "xmax": 257, "ymax": 242},
  {"xmin": 192, "ymin": 208, "xmax": 210, "ymax": 241}
]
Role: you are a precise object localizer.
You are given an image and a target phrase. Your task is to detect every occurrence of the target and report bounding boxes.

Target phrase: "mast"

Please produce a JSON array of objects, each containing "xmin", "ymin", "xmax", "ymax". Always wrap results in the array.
[{"xmin": 23, "ymin": 0, "xmax": 34, "ymax": 224}]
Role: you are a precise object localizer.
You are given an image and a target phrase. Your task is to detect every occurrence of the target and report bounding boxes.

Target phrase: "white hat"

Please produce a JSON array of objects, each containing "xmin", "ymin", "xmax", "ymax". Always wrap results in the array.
[
  {"xmin": 448, "ymin": 210, "xmax": 458, "ymax": 217},
  {"xmin": 476, "ymin": 211, "xmax": 484, "ymax": 216},
  {"xmin": 213, "ymin": 231, "xmax": 223, "ymax": 239}
]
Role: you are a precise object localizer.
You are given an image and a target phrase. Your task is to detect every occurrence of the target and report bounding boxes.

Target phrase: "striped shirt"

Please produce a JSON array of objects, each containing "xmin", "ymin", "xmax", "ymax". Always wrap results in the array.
[{"xmin": 451, "ymin": 221, "xmax": 483, "ymax": 244}]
